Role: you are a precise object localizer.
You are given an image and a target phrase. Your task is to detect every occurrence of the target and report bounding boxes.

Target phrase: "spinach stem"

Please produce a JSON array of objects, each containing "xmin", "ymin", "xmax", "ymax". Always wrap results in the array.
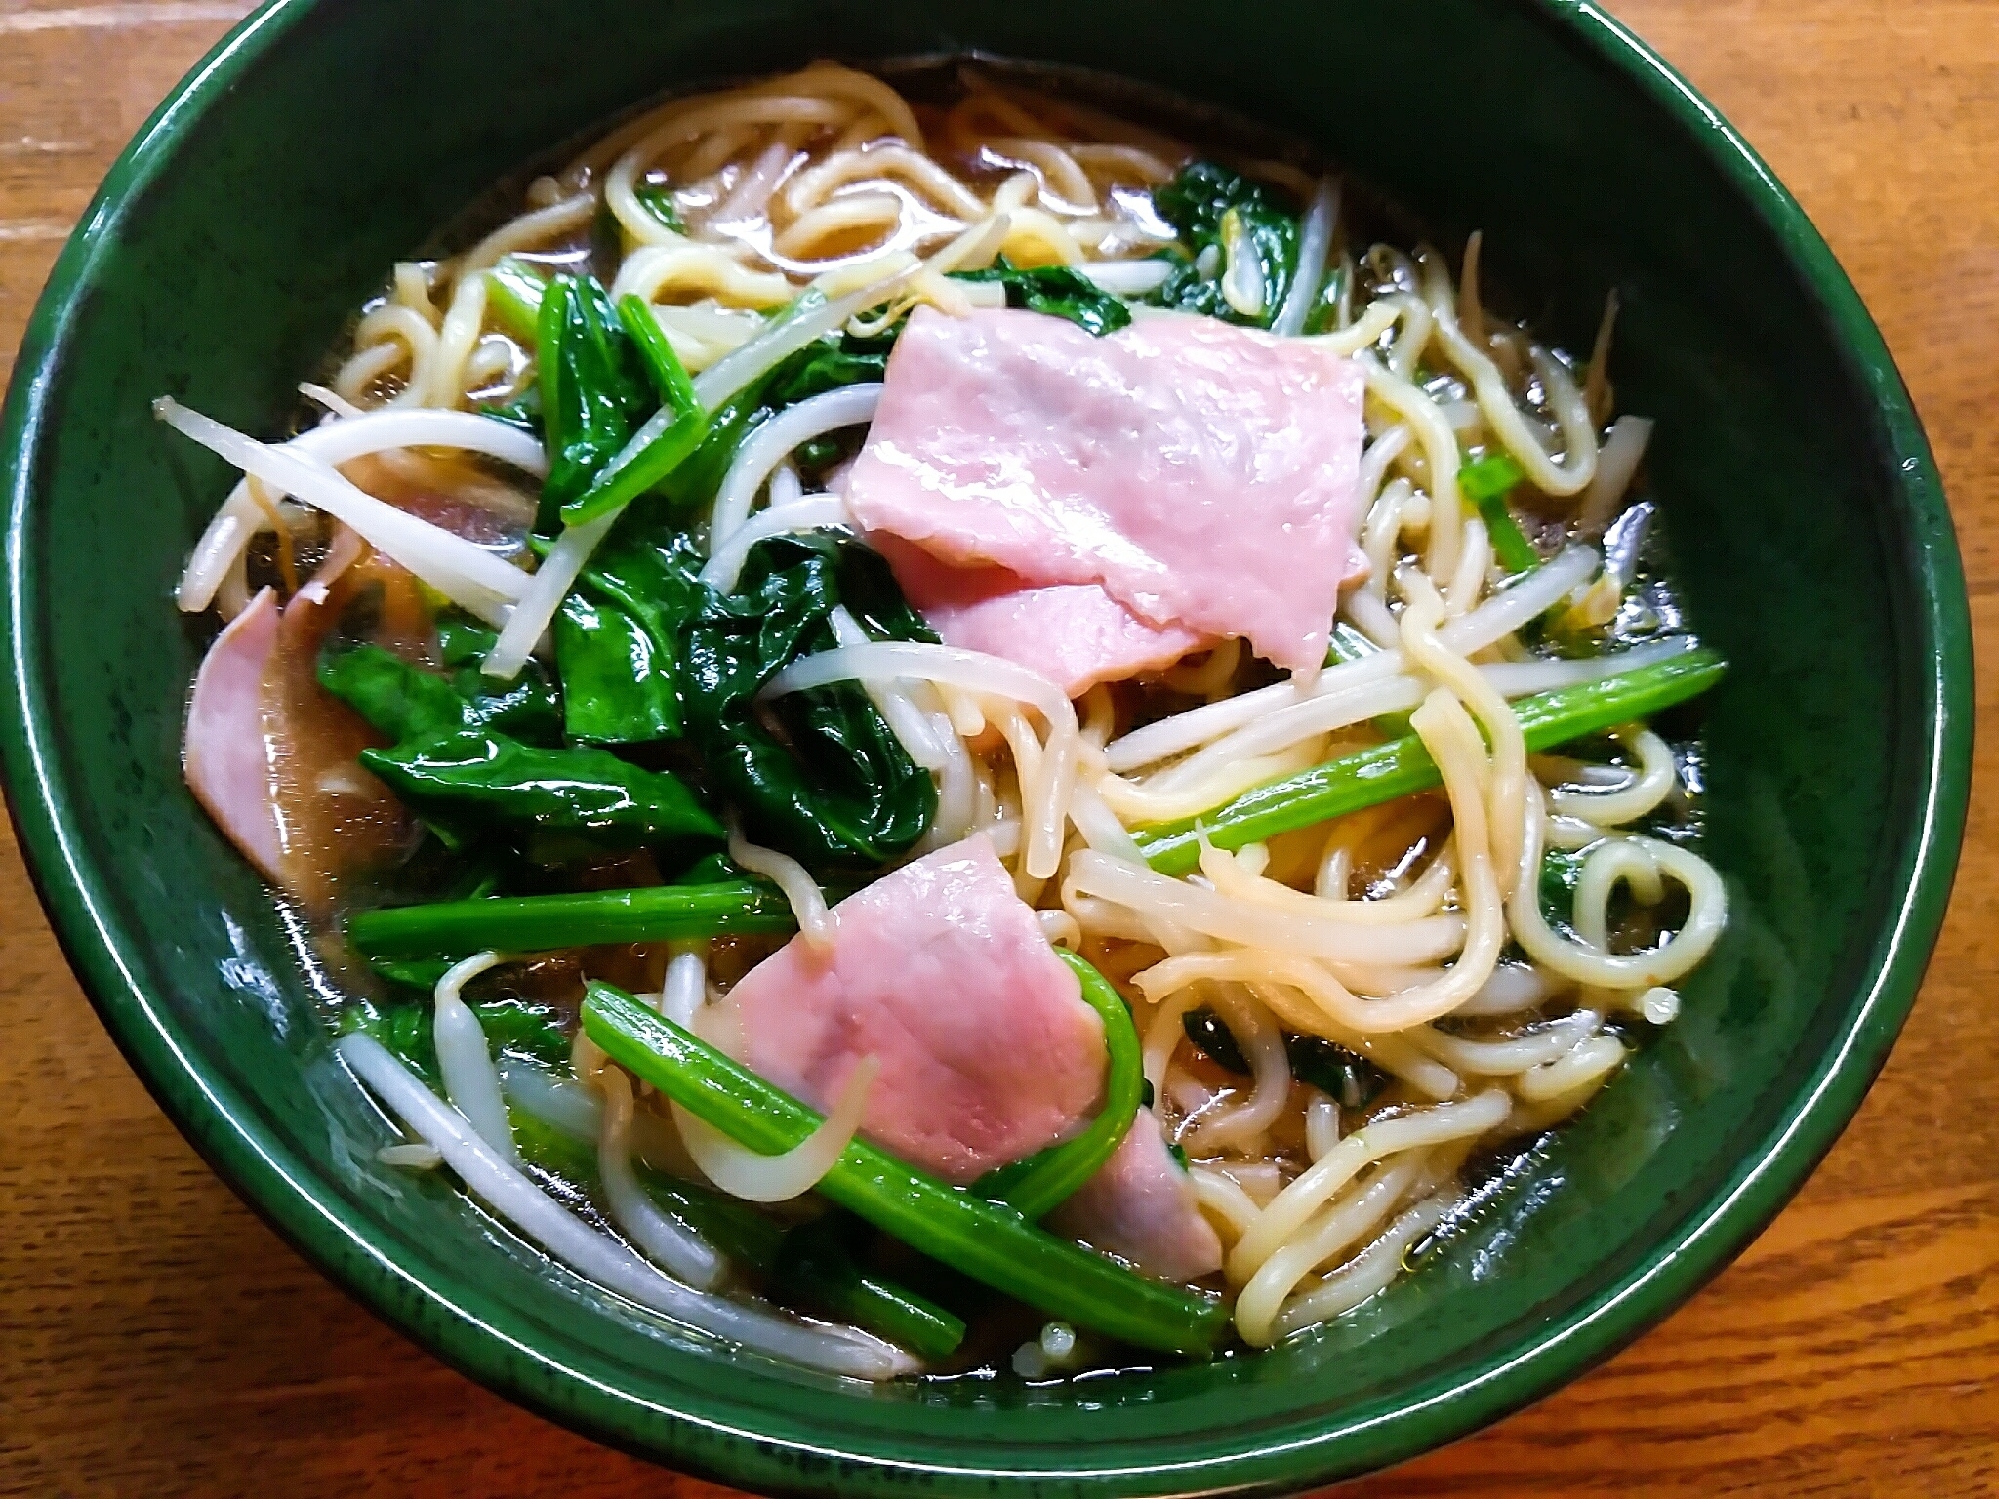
[
  {"xmin": 1134, "ymin": 648, "xmax": 1725, "ymax": 874},
  {"xmin": 972, "ymin": 952, "xmax": 1144, "ymax": 1219},
  {"xmin": 349, "ymin": 879, "xmax": 802, "ymax": 959},
  {"xmin": 580, "ymin": 983, "xmax": 1228, "ymax": 1356}
]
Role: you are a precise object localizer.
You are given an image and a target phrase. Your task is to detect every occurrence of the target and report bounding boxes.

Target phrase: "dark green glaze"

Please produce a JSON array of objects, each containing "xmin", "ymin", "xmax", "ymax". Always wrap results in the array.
[{"xmin": 0, "ymin": 1, "xmax": 1970, "ymax": 1493}]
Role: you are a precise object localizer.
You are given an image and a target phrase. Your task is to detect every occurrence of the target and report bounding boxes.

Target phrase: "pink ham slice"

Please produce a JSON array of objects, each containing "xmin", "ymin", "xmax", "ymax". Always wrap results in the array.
[
  {"xmin": 868, "ymin": 535, "xmax": 1208, "ymax": 697},
  {"xmin": 846, "ymin": 306, "xmax": 1367, "ymax": 676},
  {"xmin": 705, "ymin": 831, "xmax": 1227, "ymax": 1280},
  {"xmin": 184, "ymin": 587, "xmax": 285, "ymax": 883},
  {"xmin": 701, "ymin": 832, "xmax": 1106, "ymax": 1184},
  {"xmin": 1050, "ymin": 1108, "xmax": 1223, "ymax": 1282},
  {"xmin": 183, "ymin": 547, "xmax": 425, "ymax": 912}
]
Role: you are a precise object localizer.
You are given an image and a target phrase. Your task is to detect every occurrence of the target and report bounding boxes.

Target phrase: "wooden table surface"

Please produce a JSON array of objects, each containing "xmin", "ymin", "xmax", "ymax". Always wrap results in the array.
[{"xmin": 3, "ymin": 2, "xmax": 1995, "ymax": 1493}]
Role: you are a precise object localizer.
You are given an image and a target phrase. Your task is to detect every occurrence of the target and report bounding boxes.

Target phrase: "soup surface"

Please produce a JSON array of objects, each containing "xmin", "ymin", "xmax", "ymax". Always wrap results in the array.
[{"xmin": 163, "ymin": 59, "xmax": 1725, "ymax": 1380}]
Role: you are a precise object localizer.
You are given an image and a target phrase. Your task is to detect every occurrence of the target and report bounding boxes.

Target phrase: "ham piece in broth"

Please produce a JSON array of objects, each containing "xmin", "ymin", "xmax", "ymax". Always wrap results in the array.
[
  {"xmin": 867, "ymin": 534, "xmax": 1209, "ymax": 698},
  {"xmin": 184, "ymin": 543, "xmax": 425, "ymax": 914},
  {"xmin": 702, "ymin": 832, "xmax": 1103, "ymax": 1183},
  {"xmin": 848, "ymin": 306, "xmax": 1367, "ymax": 682},
  {"xmin": 184, "ymin": 586, "xmax": 287, "ymax": 882},
  {"xmin": 1052, "ymin": 1108, "xmax": 1224, "ymax": 1282},
  {"xmin": 701, "ymin": 832, "xmax": 1220, "ymax": 1279}
]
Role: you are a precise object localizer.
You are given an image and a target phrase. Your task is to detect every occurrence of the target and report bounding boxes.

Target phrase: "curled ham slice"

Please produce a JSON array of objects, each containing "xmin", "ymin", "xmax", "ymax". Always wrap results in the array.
[
  {"xmin": 183, "ymin": 547, "xmax": 427, "ymax": 912},
  {"xmin": 869, "ymin": 535, "xmax": 1209, "ymax": 698},
  {"xmin": 847, "ymin": 306, "xmax": 1367, "ymax": 678},
  {"xmin": 702, "ymin": 833, "xmax": 1105, "ymax": 1183},
  {"xmin": 1050, "ymin": 1107, "xmax": 1223, "ymax": 1282},
  {"xmin": 184, "ymin": 587, "xmax": 285, "ymax": 883},
  {"xmin": 703, "ymin": 832, "xmax": 1226, "ymax": 1280}
]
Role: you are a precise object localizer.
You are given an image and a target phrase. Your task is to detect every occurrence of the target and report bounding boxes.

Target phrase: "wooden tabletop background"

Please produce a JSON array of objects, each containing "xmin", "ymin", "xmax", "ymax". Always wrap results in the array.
[{"xmin": 2, "ymin": 2, "xmax": 1995, "ymax": 1493}]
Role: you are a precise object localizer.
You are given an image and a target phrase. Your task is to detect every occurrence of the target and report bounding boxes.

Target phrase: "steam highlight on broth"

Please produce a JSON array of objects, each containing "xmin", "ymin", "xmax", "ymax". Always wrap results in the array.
[{"xmin": 163, "ymin": 59, "xmax": 1726, "ymax": 1378}]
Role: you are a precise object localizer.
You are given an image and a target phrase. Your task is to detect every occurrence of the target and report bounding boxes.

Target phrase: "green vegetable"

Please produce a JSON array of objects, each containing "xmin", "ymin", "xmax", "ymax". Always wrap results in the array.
[
  {"xmin": 538, "ymin": 523, "xmax": 708, "ymax": 748},
  {"xmin": 318, "ymin": 639, "xmax": 561, "ymax": 747},
  {"xmin": 436, "ymin": 615, "xmax": 497, "ymax": 668},
  {"xmin": 1301, "ymin": 260, "xmax": 1349, "ymax": 336},
  {"xmin": 554, "ymin": 591, "xmax": 680, "ymax": 744},
  {"xmin": 508, "ymin": 1106, "xmax": 964, "ymax": 1359},
  {"xmin": 338, "ymin": 999, "xmax": 440, "ymax": 1081},
  {"xmin": 658, "ymin": 327, "xmax": 891, "ymax": 513},
  {"xmin": 764, "ymin": 329, "xmax": 895, "ymax": 405},
  {"xmin": 652, "ymin": 308, "xmax": 888, "ymax": 512},
  {"xmin": 581, "ymin": 983, "xmax": 1229, "ymax": 1356},
  {"xmin": 369, "ymin": 956, "xmax": 452, "ymax": 992},
  {"xmin": 1134, "ymin": 647, "xmax": 1727, "ymax": 874},
  {"xmin": 554, "ymin": 296, "xmax": 710, "ymax": 528},
  {"xmin": 319, "ymin": 641, "xmax": 468, "ymax": 743},
  {"xmin": 971, "ymin": 952, "xmax": 1144, "ymax": 1219},
  {"xmin": 478, "ymin": 387, "xmax": 543, "ymax": 433},
  {"xmin": 632, "ymin": 184, "xmax": 686, "ymax": 234},
  {"xmin": 1181, "ymin": 1006, "xmax": 1248, "ymax": 1072},
  {"xmin": 348, "ymin": 877, "xmax": 804, "ymax": 959},
  {"xmin": 1147, "ymin": 161, "xmax": 1300, "ymax": 328},
  {"xmin": 679, "ymin": 532, "xmax": 937, "ymax": 867},
  {"xmin": 773, "ymin": 1220, "xmax": 965, "ymax": 1362},
  {"xmin": 537, "ymin": 274, "xmax": 655, "ymax": 530},
  {"xmin": 1538, "ymin": 842, "xmax": 1591, "ymax": 930},
  {"xmin": 1458, "ymin": 453, "xmax": 1538, "ymax": 575},
  {"xmin": 529, "ymin": 275, "xmax": 710, "ymax": 531},
  {"xmin": 571, "ymin": 525, "xmax": 707, "ymax": 650},
  {"xmin": 485, "ymin": 257, "xmax": 548, "ymax": 344},
  {"xmin": 359, "ymin": 727, "xmax": 723, "ymax": 863},
  {"xmin": 322, "ymin": 605, "xmax": 710, "ymax": 859},
  {"xmin": 951, "ymin": 256, "xmax": 1132, "ymax": 337},
  {"xmin": 1287, "ymin": 1039, "xmax": 1387, "ymax": 1110},
  {"xmin": 1324, "ymin": 620, "xmax": 1382, "ymax": 667},
  {"xmin": 337, "ymin": 995, "xmax": 571, "ymax": 1083},
  {"xmin": 431, "ymin": 617, "xmax": 564, "ymax": 743},
  {"xmin": 1180, "ymin": 1007, "xmax": 1386, "ymax": 1110}
]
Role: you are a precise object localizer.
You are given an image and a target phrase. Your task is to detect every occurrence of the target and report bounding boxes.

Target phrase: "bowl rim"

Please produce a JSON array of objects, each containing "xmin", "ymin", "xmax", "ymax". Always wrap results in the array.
[{"xmin": 0, "ymin": 0, "xmax": 1974, "ymax": 1491}]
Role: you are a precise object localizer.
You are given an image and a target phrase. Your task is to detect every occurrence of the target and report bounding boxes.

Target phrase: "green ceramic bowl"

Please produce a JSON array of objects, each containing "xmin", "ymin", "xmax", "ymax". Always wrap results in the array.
[{"xmin": 0, "ymin": 0, "xmax": 1971, "ymax": 1491}]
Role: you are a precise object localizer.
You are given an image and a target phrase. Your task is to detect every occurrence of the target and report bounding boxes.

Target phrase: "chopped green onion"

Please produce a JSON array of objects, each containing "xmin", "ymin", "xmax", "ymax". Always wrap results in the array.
[
  {"xmin": 633, "ymin": 184, "xmax": 686, "ymax": 233},
  {"xmin": 486, "ymin": 257, "xmax": 548, "ymax": 344},
  {"xmin": 581, "ymin": 983, "xmax": 1228, "ymax": 1356},
  {"xmin": 1324, "ymin": 620, "xmax": 1382, "ymax": 667},
  {"xmin": 970, "ymin": 951, "xmax": 1143, "ymax": 1219},
  {"xmin": 1133, "ymin": 647, "xmax": 1725, "ymax": 874},
  {"xmin": 1458, "ymin": 454, "xmax": 1539, "ymax": 575}
]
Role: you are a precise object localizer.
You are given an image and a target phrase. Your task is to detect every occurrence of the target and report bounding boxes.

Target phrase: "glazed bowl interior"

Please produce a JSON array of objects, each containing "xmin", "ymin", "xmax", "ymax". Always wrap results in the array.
[{"xmin": 0, "ymin": 0, "xmax": 1968, "ymax": 1493}]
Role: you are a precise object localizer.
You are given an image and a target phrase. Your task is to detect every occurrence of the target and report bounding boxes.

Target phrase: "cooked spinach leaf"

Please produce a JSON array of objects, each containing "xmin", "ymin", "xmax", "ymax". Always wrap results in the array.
[
  {"xmin": 657, "ymin": 331, "xmax": 892, "ymax": 514},
  {"xmin": 557, "ymin": 295, "xmax": 710, "ymax": 528},
  {"xmin": 485, "ymin": 257, "xmax": 548, "ymax": 344},
  {"xmin": 537, "ymin": 274, "xmax": 654, "ymax": 529},
  {"xmin": 319, "ymin": 637, "xmax": 561, "ymax": 747},
  {"xmin": 360, "ymin": 727, "xmax": 722, "ymax": 864},
  {"xmin": 554, "ymin": 590, "xmax": 681, "ymax": 744},
  {"xmin": 1181, "ymin": 1005, "xmax": 1387, "ymax": 1110},
  {"xmin": 527, "ymin": 274, "xmax": 709, "ymax": 531},
  {"xmin": 678, "ymin": 530, "xmax": 937, "ymax": 867},
  {"xmin": 1147, "ymin": 161, "xmax": 1301, "ymax": 328},
  {"xmin": 950, "ymin": 256, "xmax": 1132, "ymax": 337},
  {"xmin": 633, "ymin": 184, "xmax": 686, "ymax": 233}
]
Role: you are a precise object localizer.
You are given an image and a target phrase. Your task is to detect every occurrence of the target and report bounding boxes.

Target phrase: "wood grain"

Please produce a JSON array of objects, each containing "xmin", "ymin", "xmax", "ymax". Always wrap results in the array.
[{"xmin": 2, "ymin": 2, "xmax": 1995, "ymax": 1493}]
